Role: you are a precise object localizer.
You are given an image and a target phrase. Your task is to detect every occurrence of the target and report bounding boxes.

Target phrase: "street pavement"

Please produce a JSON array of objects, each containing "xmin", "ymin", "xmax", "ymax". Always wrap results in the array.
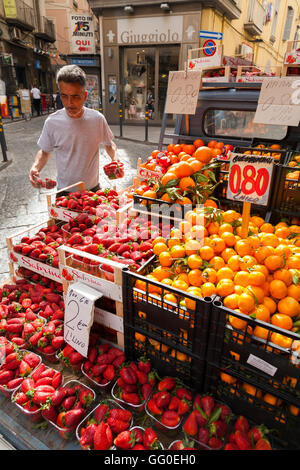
[{"xmin": 0, "ymin": 115, "xmax": 175, "ymax": 283}]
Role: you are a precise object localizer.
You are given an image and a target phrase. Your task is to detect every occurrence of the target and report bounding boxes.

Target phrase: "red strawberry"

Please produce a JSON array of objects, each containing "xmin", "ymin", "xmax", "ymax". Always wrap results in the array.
[
  {"xmin": 234, "ymin": 430, "xmax": 252, "ymax": 450},
  {"xmin": 176, "ymin": 387, "xmax": 192, "ymax": 401},
  {"xmin": 235, "ymin": 416, "xmax": 249, "ymax": 434},
  {"xmin": 158, "ymin": 377, "xmax": 176, "ymax": 391},
  {"xmin": 209, "ymin": 420, "xmax": 228, "ymax": 438},
  {"xmin": 161, "ymin": 410, "xmax": 180, "ymax": 428},
  {"xmin": 183, "ymin": 411, "xmax": 198, "ymax": 436},
  {"xmin": 79, "ymin": 423, "xmax": 97, "ymax": 448},
  {"xmin": 147, "ymin": 397, "xmax": 163, "ymax": 416},
  {"xmin": 121, "ymin": 392, "xmax": 141, "ymax": 405},
  {"xmin": 143, "ymin": 428, "xmax": 160, "ymax": 450},
  {"xmin": 178, "ymin": 398, "xmax": 190, "ymax": 416},
  {"xmin": 102, "ymin": 365, "xmax": 115, "ymax": 382},
  {"xmin": 208, "ymin": 437, "xmax": 223, "ymax": 449},
  {"xmin": 114, "ymin": 430, "xmax": 135, "ymax": 450},
  {"xmin": 136, "ymin": 369, "xmax": 148, "ymax": 385},
  {"xmin": 201, "ymin": 395, "xmax": 215, "ymax": 417},
  {"xmin": 79, "ymin": 389, "xmax": 94, "ymax": 408},
  {"xmin": 137, "ymin": 357, "xmax": 151, "ymax": 374},
  {"xmin": 41, "ymin": 404, "xmax": 58, "ymax": 423},
  {"xmin": 94, "ymin": 403, "xmax": 109, "ymax": 423},
  {"xmin": 168, "ymin": 395, "xmax": 180, "ymax": 411},
  {"xmin": 94, "ymin": 422, "xmax": 113, "ymax": 450},
  {"xmin": 255, "ymin": 438, "xmax": 272, "ymax": 450},
  {"xmin": 141, "ymin": 383, "xmax": 152, "ymax": 402},
  {"xmin": 154, "ymin": 391, "xmax": 171, "ymax": 409},
  {"xmin": 120, "ymin": 366, "xmax": 137, "ymax": 385},
  {"xmin": 109, "ymin": 408, "xmax": 132, "ymax": 422},
  {"xmin": 248, "ymin": 425, "xmax": 268, "ymax": 443},
  {"xmin": 197, "ymin": 427, "xmax": 209, "ymax": 445},
  {"xmin": 107, "ymin": 417, "xmax": 130, "ymax": 434},
  {"xmin": 64, "ymin": 408, "xmax": 85, "ymax": 428},
  {"xmin": 224, "ymin": 443, "xmax": 239, "ymax": 450}
]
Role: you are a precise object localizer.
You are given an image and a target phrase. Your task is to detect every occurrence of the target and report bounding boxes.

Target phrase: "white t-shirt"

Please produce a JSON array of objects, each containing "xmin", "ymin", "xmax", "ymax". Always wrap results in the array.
[
  {"xmin": 37, "ymin": 107, "xmax": 114, "ymax": 190},
  {"xmin": 31, "ymin": 87, "xmax": 41, "ymax": 99}
]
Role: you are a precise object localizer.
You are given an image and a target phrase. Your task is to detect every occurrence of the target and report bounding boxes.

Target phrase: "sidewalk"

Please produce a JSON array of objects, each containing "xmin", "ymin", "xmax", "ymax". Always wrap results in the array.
[{"xmin": 109, "ymin": 124, "xmax": 175, "ymax": 146}]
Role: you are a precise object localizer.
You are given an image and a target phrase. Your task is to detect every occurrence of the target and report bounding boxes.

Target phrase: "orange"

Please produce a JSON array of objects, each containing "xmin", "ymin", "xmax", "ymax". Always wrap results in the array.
[
  {"xmin": 204, "ymin": 199, "xmax": 218, "ymax": 208},
  {"xmin": 211, "ymin": 148, "xmax": 223, "ymax": 157},
  {"xmin": 228, "ymin": 314, "xmax": 247, "ymax": 330},
  {"xmin": 221, "ymin": 232, "xmax": 236, "ymax": 247},
  {"xmin": 216, "ymin": 267, "xmax": 234, "ymax": 282},
  {"xmin": 170, "ymin": 245, "xmax": 186, "ymax": 259},
  {"xmin": 160, "ymin": 193, "xmax": 172, "ymax": 202},
  {"xmin": 193, "ymin": 146, "xmax": 213, "ymax": 163},
  {"xmin": 239, "ymin": 255, "xmax": 256, "ymax": 271},
  {"xmin": 207, "ymin": 140, "xmax": 217, "ymax": 148},
  {"xmin": 173, "ymin": 144, "xmax": 183, "ymax": 155},
  {"xmin": 251, "ymin": 264, "xmax": 269, "ymax": 278},
  {"xmin": 255, "ymin": 246, "xmax": 275, "ymax": 263},
  {"xmin": 187, "ymin": 254, "xmax": 203, "ymax": 270},
  {"xmin": 264, "ymin": 255, "xmax": 284, "ymax": 272},
  {"xmin": 248, "ymin": 235, "xmax": 261, "ymax": 249},
  {"xmin": 253, "ymin": 325, "xmax": 270, "ymax": 341},
  {"xmin": 161, "ymin": 172, "xmax": 178, "ymax": 186},
  {"xmin": 168, "ymin": 237, "xmax": 182, "ymax": 249},
  {"xmin": 187, "ymin": 269, "xmax": 203, "ymax": 287},
  {"xmin": 242, "ymin": 383, "xmax": 262, "ymax": 400},
  {"xmin": 238, "ymin": 292, "xmax": 256, "ymax": 312},
  {"xmin": 221, "ymin": 248, "xmax": 237, "ymax": 263},
  {"xmin": 190, "ymin": 225, "xmax": 207, "ymax": 241},
  {"xmin": 182, "ymin": 144, "xmax": 196, "ymax": 155},
  {"xmin": 145, "ymin": 275, "xmax": 162, "ymax": 293},
  {"xmin": 261, "ymin": 233, "xmax": 279, "ymax": 248},
  {"xmin": 151, "ymin": 266, "xmax": 171, "ymax": 282},
  {"xmin": 271, "ymin": 313, "xmax": 293, "ymax": 330},
  {"xmin": 234, "ymin": 271, "xmax": 249, "ymax": 287},
  {"xmin": 235, "ymin": 239, "xmax": 252, "ymax": 257},
  {"xmin": 220, "ymin": 372, "xmax": 237, "ymax": 384},
  {"xmin": 199, "ymin": 245, "xmax": 214, "ymax": 261},
  {"xmin": 189, "ymin": 159, "xmax": 204, "ymax": 173},
  {"xmin": 153, "ymin": 242, "xmax": 168, "ymax": 256},
  {"xmin": 234, "ymin": 285, "xmax": 245, "ymax": 295},
  {"xmin": 184, "ymin": 238, "xmax": 202, "ymax": 256},
  {"xmin": 222, "ymin": 210, "xmax": 240, "ymax": 223},
  {"xmin": 163, "ymin": 293, "xmax": 178, "ymax": 306},
  {"xmin": 223, "ymin": 293, "xmax": 240, "ymax": 310},
  {"xmin": 159, "ymin": 251, "xmax": 173, "ymax": 268},
  {"xmin": 273, "ymin": 268, "xmax": 293, "ymax": 286},
  {"xmin": 177, "ymin": 272, "xmax": 190, "ymax": 284},
  {"xmin": 201, "ymin": 268, "xmax": 217, "ymax": 284},
  {"xmin": 287, "ymin": 283, "xmax": 300, "ymax": 301},
  {"xmin": 210, "ymin": 256, "xmax": 226, "ymax": 271},
  {"xmin": 185, "ymin": 210, "xmax": 199, "ymax": 226},
  {"xmin": 246, "ymin": 286, "xmax": 264, "ymax": 305},
  {"xmin": 174, "ymin": 161, "xmax": 194, "ymax": 178},
  {"xmin": 269, "ymin": 280, "xmax": 288, "ymax": 300},
  {"xmin": 227, "ymin": 255, "xmax": 241, "ymax": 272},
  {"xmin": 141, "ymin": 190, "xmax": 157, "ymax": 205},
  {"xmin": 201, "ymin": 282, "xmax": 216, "ymax": 297},
  {"xmin": 275, "ymin": 226, "xmax": 290, "ymax": 239},
  {"xmin": 178, "ymin": 220, "xmax": 192, "ymax": 235},
  {"xmin": 179, "ymin": 176, "xmax": 196, "ymax": 192},
  {"xmin": 176, "ymin": 196, "xmax": 193, "ymax": 206},
  {"xmin": 172, "ymin": 279, "xmax": 189, "ymax": 292},
  {"xmin": 218, "ymin": 223, "xmax": 234, "ymax": 235},
  {"xmin": 216, "ymin": 279, "xmax": 235, "ymax": 297},
  {"xmin": 248, "ymin": 271, "xmax": 266, "ymax": 287},
  {"xmin": 250, "ymin": 216, "xmax": 265, "ymax": 228},
  {"xmin": 263, "ymin": 297, "xmax": 277, "ymax": 315},
  {"xmin": 209, "ymin": 237, "xmax": 225, "ymax": 254},
  {"xmin": 270, "ymin": 332, "xmax": 292, "ymax": 349},
  {"xmin": 287, "ymin": 255, "xmax": 300, "ymax": 269},
  {"xmin": 252, "ymin": 305, "xmax": 270, "ymax": 323},
  {"xmin": 193, "ymin": 139, "xmax": 204, "ymax": 148},
  {"xmin": 260, "ymin": 223, "xmax": 274, "ymax": 233},
  {"xmin": 277, "ymin": 296, "xmax": 300, "ymax": 317},
  {"xmin": 263, "ymin": 393, "xmax": 282, "ymax": 407},
  {"xmin": 215, "ymin": 141, "xmax": 224, "ymax": 150},
  {"xmin": 207, "ymin": 221, "xmax": 220, "ymax": 235}
]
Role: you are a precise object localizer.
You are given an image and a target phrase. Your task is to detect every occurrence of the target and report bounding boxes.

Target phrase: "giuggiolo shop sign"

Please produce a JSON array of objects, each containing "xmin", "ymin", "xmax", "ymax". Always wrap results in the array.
[{"xmin": 117, "ymin": 16, "xmax": 183, "ymax": 44}]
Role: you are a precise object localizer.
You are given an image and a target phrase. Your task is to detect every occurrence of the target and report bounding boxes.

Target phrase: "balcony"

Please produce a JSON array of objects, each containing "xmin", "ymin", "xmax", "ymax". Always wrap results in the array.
[
  {"xmin": 244, "ymin": 0, "xmax": 265, "ymax": 36},
  {"xmin": 3, "ymin": 0, "xmax": 36, "ymax": 31},
  {"xmin": 34, "ymin": 17, "xmax": 56, "ymax": 43}
]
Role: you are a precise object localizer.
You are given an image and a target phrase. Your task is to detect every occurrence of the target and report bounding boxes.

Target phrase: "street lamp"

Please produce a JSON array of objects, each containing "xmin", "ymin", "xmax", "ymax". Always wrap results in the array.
[{"xmin": 124, "ymin": 5, "xmax": 134, "ymax": 13}]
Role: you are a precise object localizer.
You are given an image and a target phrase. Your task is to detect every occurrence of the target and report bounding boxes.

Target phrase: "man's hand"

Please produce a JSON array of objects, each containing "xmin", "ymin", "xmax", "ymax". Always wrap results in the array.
[
  {"xmin": 29, "ymin": 167, "xmax": 41, "ymax": 188},
  {"xmin": 104, "ymin": 141, "xmax": 118, "ymax": 161}
]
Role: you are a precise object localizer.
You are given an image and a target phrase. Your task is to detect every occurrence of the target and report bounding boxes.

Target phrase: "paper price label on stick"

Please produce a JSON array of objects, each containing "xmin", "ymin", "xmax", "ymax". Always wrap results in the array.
[
  {"xmin": 64, "ymin": 282, "xmax": 103, "ymax": 358},
  {"xmin": 165, "ymin": 70, "xmax": 201, "ymax": 115},
  {"xmin": 226, "ymin": 153, "xmax": 274, "ymax": 206},
  {"xmin": 254, "ymin": 77, "xmax": 300, "ymax": 126}
]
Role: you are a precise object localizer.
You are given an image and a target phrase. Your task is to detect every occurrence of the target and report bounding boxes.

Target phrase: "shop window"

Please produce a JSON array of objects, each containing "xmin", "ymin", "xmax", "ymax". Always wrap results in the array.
[
  {"xmin": 203, "ymin": 109, "xmax": 288, "ymax": 141},
  {"xmin": 158, "ymin": 45, "xmax": 180, "ymax": 120}
]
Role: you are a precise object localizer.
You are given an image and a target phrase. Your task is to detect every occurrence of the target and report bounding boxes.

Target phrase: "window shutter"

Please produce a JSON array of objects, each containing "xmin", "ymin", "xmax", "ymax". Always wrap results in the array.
[{"xmin": 283, "ymin": 7, "xmax": 294, "ymax": 41}]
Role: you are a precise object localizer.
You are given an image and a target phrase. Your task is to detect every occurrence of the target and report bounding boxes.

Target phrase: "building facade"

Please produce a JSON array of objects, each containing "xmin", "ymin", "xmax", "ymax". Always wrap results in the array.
[
  {"xmin": 45, "ymin": 0, "xmax": 101, "ymax": 109},
  {"xmin": 88, "ymin": 0, "xmax": 300, "ymax": 124}
]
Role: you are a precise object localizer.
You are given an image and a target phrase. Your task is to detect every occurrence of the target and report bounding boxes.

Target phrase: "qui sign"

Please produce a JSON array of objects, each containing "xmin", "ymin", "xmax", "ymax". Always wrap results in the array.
[
  {"xmin": 227, "ymin": 153, "xmax": 274, "ymax": 206},
  {"xmin": 64, "ymin": 282, "xmax": 102, "ymax": 357}
]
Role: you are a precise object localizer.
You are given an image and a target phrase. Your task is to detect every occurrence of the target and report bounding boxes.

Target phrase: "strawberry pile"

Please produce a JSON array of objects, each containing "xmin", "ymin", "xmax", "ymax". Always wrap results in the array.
[
  {"xmin": 41, "ymin": 381, "xmax": 95, "ymax": 434},
  {"xmin": 16, "ymin": 267, "xmax": 63, "ymax": 295},
  {"xmin": 12, "ymin": 364, "xmax": 63, "ymax": 415},
  {"xmin": 103, "ymin": 160, "xmax": 125, "ymax": 180},
  {"xmin": 82, "ymin": 342, "xmax": 125, "ymax": 387},
  {"xmin": 114, "ymin": 427, "xmax": 163, "ymax": 450},
  {"xmin": 113, "ymin": 358, "xmax": 156, "ymax": 408},
  {"xmin": 78, "ymin": 400, "xmax": 133, "ymax": 450},
  {"xmin": 225, "ymin": 415, "xmax": 272, "ymax": 450},
  {"xmin": 55, "ymin": 189, "xmax": 120, "ymax": 217},
  {"xmin": 57, "ymin": 344, "xmax": 85, "ymax": 371},
  {"xmin": 0, "ymin": 350, "xmax": 41, "ymax": 394},
  {"xmin": 183, "ymin": 393, "xmax": 232, "ymax": 449},
  {"xmin": 12, "ymin": 224, "xmax": 64, "ymax": 268},
  {"xmin": 28, "ymin": 319, "xmax": 65, "ymax": 358},
  {"xmin": 36, "ymin": 178, "xmax": 56, "ymax": 189},
  {"xmin": 146, "ymin": 377, "xmax": 192, "ymax": 429}
]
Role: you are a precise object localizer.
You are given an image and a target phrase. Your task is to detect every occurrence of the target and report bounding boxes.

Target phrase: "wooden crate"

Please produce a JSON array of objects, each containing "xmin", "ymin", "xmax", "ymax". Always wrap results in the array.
[
  {"xmin": 200, "ymin": 65, "xmax": 233, "ymax": 86},
  {"xmin": 6, "ymin": 219, "xmax": 63, "ymax": 284},
  {"xmin": 187, "ymin": 44, "xmax": 224, "ymax": 70},
  {"xmin": 47, "ymin": 181, "xmax": 86, "ymax": 222},
  {"xmin": 236, "ymin": 65, "xmax": 281, "ymax": 83},
  {"xmin": 137, "ymin": 157, "xmax": 162, "ymax": 182}
]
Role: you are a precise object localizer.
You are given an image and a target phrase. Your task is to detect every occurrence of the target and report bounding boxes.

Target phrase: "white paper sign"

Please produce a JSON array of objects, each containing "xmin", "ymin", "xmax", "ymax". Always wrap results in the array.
[
  {"xmin": 254, "ymin": 77, "xmax": 300, "ymax": 126},
  {"xmin": 165, "ymin": 70, "xmax": 201, "ymax": 115},
  {"xmin": 70, "ymin": 13, "xmax": 95, "ymax": 54},
  {"xmin": 188, "ymin": 55, "xmax": 222, "ymax": 70},
  {"xmin": 64, "ymin": 282, "xmax": 102, "ymax": 357}
]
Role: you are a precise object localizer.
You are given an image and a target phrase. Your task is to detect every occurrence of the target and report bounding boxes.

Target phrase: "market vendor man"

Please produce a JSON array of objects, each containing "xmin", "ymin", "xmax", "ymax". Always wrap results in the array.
[{"xmin": 29, "ymin": 65, "xmax": 118, "ymax": 192}]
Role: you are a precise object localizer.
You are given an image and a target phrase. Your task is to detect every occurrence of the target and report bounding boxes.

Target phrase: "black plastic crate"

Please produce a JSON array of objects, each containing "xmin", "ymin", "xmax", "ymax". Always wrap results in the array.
[
  {"xmin": 133, "ymin": 193, "xmax": 186, "ymax": 222},
  {"xmin": 270, "ymin": 164, "xmax": 300, "ymax": 220},
  {"xmin": 205, "ymin": 298, "xmax": 300, "ymax": 406},
  {"xmin": 244, "ymin": 144, "xmax": 290, "ymax": 165},
  {"xmin": 122, "ymin": 268, "xmax": 213, "ymax": 391}
]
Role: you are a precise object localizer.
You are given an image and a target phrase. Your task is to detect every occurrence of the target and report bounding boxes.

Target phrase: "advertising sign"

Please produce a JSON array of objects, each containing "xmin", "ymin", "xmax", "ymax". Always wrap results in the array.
[{"xmin": 70, "ymin": 13, "xmax": 95, "ymax": 55}]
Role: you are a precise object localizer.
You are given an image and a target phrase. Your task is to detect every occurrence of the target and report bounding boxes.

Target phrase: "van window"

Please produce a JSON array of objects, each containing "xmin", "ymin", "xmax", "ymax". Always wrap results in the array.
[{"xmin": 203, "ymin": 109, "xmax": 288, "ymax": 140}]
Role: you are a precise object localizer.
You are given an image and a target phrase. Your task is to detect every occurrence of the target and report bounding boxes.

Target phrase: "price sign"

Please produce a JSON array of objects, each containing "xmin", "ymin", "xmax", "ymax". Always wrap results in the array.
[
  {"xmin": 254, "ymin": 77, "xmax": 300, "ymax": 126},
  {"xmin": 64, "ymin": 282, "xmax": 102, "ymax": 357},
  {"xmin": 227, "ymin": 153, "xmax": 274, "ymax": 206},
  {"xmin": 165, "ymin": 70, "xmax": 201, "ymax": 115}
]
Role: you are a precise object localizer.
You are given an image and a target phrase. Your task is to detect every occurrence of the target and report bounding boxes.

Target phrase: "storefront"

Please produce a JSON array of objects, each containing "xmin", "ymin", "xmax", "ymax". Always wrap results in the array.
[{"xmin": 101, "ymin": 11, "xmax": 201, "ymax": 124}]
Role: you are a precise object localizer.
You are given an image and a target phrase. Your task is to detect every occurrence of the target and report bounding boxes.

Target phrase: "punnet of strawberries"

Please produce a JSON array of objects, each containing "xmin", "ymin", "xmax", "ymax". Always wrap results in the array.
[
  {"xmin": 0, "ymin": 349, "xmax": 41, "ymax": 394},
  {"xmin": 225, "ymin": 415, "xmax": 273, "ymax": 450},
  {"xmin": 112, "ymin": 357, "xmax": 156, "ymax": 408},
  {"xmin": 114, "ymin": 426, "xmax": 163, "ymax": 450},
  {"xmin": 82, "ymin": 341, "xmax": 125, "ymax": 387},
  {"xmin": 78, "ymin": 399, "xmax": 133, "ymax": 450},
  {"xmin": 55, "ymin": 189, "xmax": 120, "ymax": 216},
  {"xmin": 146, "ymin": 376, "xmax": 193, "ymax": 429}
]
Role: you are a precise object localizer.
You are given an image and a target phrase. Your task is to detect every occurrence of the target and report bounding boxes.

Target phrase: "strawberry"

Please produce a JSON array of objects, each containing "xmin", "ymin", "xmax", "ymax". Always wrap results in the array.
[
  {"xmin": 62, "ymin": 395, "xmax": 76, "ymax": 410},
  {"xmin": 135, "ymin": 369, "xmax": 148, "ymax": 385},
  {"xmin": 94, "ymin": 422, "xmax": 113, "ymax": 450},
  {"xmin": 102, "ymin": 365, "xmax": 115, "ymax": 382},
  {"xmin": 114, "ymin": 430, "xmax": 136, "ymax": 450},
  {"xmin": 161, "ymin": 410, "xmax": 180, "ymax": 428},
  {"xmin": 216, "ymin": 403, "xmax": 232, "ymax": 422},
  {"xmin": 120, "ymin": 366, "xmax": 137, "ymax": 385},
  {"xmin": 209, "ymin": 420, "xmax": 228, "ymax": 438},
  {"xmin": 234, "ymin": 430, "xmax": 252, "ymax": 450},
  {"xmin": 201, "ymin": 395, "xmax": 215, "ymax": 418},
  {"xmin": 194, "ymin": 406, "xmax": 208, "ymax": 427},
  {"xmin": 141, "ymin": 383, "xmax": 152, "ymax": 402},
  {"xmin": 64, "ymin": 408, "xmax": 85, "ymax": 428},
  {"xmin": 197, "ymin": 427, "xmax": 209, "ymax": 445},
  {"xmin": 94, "ymin": 403, "xmax": 109, "ymax": 423},
  {"xmin": 79, "ymin": 389, "xmax": 94, "ymax": 408},
  {"xmin": 224, "ymin": 443, "xmax": 239, "ymax": 450},
  {"xmin": 255, "ymin": 438, "xmax": 272, "ymax": 450},
  {"xmin": 79, "ymin": 423, "xmax": 97, "ymax": 448},
  {"xmin": 147, "ymin": 397, "xmax": 163, "ymax": 416},
  {"xmin": 109, "ymin": 408, "xmax": 132, "ymax": 422},
  {"xmin": 143, "ymin": 428, "xmax": 160, "ymax": 450},
  {"xmin": 158, "ymin": 377, "xmax": 176, "ymax": 391},
  {"xmin": 154, "ymin": 391, "xmax": 171, "ymax": 409},
  {"xmin": 176, "ymin": 387, "xmax": 192, "ymax": 401},
  {"xmin": 248, "ymin": 425, "xmax": 268, "ymax": 443},
  {"xmin": 235, "ymin": 416, "xmax": 249, "ymax": 434},
  {"xmin": 107, "ymin": 417, "xmax": 130, "ymax": 434},
  {"xmin": 41, "ymin": 404, "xmax": 58, "ymax": 423},
  {"xmin": 132, "ymin": 444, "xmax": 146, "ymax": 450},
  {"xmin": 121, "ymin": 392, "xmax": 141, "ymax": 405},
  {"xmin": 183, "ymin": 411, "xmax": 198, "ymax": 436},
  {"xmin": 137, "ymin": 357, "xmax": 151, "ymax": 374},
  {"xmin": 208, "ymin": 437, "xmax": 223, "ymax": 449}
]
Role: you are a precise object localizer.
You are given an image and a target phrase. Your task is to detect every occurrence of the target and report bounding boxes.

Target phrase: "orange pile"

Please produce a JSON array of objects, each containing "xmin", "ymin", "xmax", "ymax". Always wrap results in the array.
[{"xmin": 144, "ymin": 206, "xmax": 300, "ymax": 349}]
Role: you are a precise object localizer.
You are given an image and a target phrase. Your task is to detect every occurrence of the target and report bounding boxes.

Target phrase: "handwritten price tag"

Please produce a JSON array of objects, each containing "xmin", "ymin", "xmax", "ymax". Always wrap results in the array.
[
  {"xmin": 64, "ymin": 282, "xmax": 102, "ymax": 357},
  {"xmin": 227, "ymin": 153, "xmax": 274, "ymax": 206},
  {"xmin": 254, "ymin": 77, "xmax": 300, "ymax": 126},
  {"xmin": 165, "ymin": 70, "xmax": 201, "ymax": 115}
]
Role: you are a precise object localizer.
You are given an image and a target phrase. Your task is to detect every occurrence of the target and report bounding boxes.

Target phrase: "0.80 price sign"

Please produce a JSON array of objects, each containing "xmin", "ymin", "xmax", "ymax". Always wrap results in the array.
[{"xmin": 227, "ymin": 153, "xmax": 274, "ymax": 206}]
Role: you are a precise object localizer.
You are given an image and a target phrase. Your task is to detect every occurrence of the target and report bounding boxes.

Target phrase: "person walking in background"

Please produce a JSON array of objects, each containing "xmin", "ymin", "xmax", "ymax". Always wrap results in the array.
[
  {"xmin": 31, "ymin": 83, "xmax": 41, "ymax": 116},
  {"xmin": 55, "ymin": 91, "xmax": 63, "ymax": 110},
  {"xmin": 29, "ymin": 65, "xmax": 118, "ymax": 193}
]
